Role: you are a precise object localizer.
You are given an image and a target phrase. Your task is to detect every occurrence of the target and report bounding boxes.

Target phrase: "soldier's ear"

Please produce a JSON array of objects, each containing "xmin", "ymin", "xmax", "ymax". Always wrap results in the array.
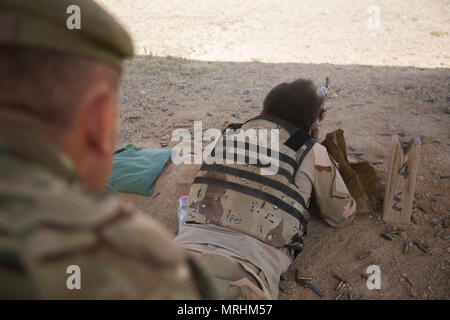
[{"xmin": 84, "ymin": 83, "xmax": 117, "ymax": 155}]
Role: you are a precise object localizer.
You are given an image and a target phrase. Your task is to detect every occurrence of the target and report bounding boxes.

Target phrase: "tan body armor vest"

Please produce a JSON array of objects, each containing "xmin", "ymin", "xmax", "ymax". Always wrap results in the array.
[{"xmin": 186, "ymin": 115, "xmax": 316, "ymax": 253}]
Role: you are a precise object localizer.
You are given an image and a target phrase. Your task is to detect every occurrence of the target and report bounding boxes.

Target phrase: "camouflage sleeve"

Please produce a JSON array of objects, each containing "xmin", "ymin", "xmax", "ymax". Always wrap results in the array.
[
  {"xmin": 296, "ymin": 143, "xmax": 356, "ymax": 228},
  {"xmin": 0, "ymin": 238, "xmax": 37, "ymax": 299},
  {"xmin": 1, "ymin": 199, "xmax": 216, "ymax": 299}
]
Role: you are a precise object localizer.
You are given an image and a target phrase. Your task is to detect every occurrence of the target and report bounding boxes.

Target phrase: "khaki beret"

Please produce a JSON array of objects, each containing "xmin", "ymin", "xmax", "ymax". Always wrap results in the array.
[{"xmin": 0, "ymin": 0, "xmax": 134, "ymax": 70}]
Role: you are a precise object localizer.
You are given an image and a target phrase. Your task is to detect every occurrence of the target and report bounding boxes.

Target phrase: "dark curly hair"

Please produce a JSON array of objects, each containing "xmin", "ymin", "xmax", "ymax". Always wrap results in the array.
[{"xmin": 262, "ymin": 78, "xmax": 323, "ymax": 132}]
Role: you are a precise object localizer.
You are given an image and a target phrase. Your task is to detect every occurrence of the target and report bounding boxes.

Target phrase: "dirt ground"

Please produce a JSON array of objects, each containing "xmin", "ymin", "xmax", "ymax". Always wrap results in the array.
[{"xmin": 98, "ymin": 0, "xmax": 449, "ymax": 299}]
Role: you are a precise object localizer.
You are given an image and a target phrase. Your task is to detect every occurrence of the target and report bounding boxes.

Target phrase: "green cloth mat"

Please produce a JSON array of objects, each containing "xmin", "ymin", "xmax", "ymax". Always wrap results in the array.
[{"xmin": 108, "ymin": 144, "xmax": 172, "ymax": 196}]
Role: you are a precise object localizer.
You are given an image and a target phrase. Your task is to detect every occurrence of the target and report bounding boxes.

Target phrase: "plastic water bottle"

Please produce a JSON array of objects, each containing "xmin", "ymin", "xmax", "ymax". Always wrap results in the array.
[{"xmin": 177, "ymin": 193, "xmax": 189, "ymax": 230}]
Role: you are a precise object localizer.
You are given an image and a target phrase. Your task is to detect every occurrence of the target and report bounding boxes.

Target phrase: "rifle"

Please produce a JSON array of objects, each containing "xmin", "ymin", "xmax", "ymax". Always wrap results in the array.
[{"xmin": 311, "ymin": 77, "xmax": 329, "ymax": 141}]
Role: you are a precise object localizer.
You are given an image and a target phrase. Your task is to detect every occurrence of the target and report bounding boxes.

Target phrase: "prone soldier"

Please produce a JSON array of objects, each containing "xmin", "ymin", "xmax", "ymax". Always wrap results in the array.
[{"xmin": 175, "ymin": 78, "xmax": 357, "ymax": 299}]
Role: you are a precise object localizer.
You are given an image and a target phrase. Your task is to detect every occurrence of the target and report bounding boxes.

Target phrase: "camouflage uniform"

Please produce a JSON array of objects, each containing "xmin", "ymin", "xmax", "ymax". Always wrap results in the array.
[
  {"xmin": 175, "ymin": 115, "xmax": 356, "ymax": 299},
  {"xmin": 0, "ymin": 0, "xmax": 216, "ymax": 299},
  {"xmin": 0, "ymin": 128, "xmax": 216, "ymax": 300}
]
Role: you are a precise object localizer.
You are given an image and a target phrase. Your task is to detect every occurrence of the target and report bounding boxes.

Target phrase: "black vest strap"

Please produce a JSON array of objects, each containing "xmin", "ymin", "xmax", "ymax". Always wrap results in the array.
[
  {"xmin": 244, "ymin": 114, "xmax": 312, "ymax": 151},
  {"xmin": 208, "ymin": 150, "xmax": 294, "ymax": 182},
  {"xmin": 226, "ymin": 123, "xmax": 244, "ymax": 131},
  {"xmin": 284, "ymin": 128, "xmax": 312, "ymax": 151},
  {"xmin": 241, "ymin": 114, "xmax": 298, "ymax": 135},
  {"xmin": 284, "ymin": 234, "xmax": 304, "ymax": 258},
  {"xmin": 291, "ymin": 138, "xmax": 316, "ymax": 186},
  {"xmin": 193, "ymin": 176, "xmax": 308, "ymax": 229},
  {"xmin": 200, "ymin": 163, "xmax": 310, "ymax": 214}
]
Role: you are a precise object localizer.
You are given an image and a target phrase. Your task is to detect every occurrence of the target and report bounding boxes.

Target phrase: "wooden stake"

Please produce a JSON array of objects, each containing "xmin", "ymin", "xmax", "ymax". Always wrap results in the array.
[{"xmin": 382, "ymin": 136, "xmax": 421, "ymax": 225}]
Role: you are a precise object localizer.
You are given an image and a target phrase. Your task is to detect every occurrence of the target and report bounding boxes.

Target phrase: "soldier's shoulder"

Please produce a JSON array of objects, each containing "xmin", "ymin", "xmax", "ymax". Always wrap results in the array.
[
  {"xmin": 100, "ymin": 204, "xmax": 217, "ymax": 299},
  {"xmin": 298, "ymin": 142, "xmax": 328, "ymax": 169},
  {"xmin": 311, "ymin": 143, "xmax": 333, "ymax": 167},
  {"xmin": 0, "ymin": 166, "xmax": 210, "ymax": 298},
  {"xmin": 99, "ymin": 200, "xmax": 198, "ymax": 277}
]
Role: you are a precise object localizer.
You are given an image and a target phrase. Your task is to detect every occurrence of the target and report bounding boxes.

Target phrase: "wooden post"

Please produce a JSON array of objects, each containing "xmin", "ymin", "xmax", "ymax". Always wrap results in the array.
[{"xmin": 382, "ymin": 136, "xmax": 421, "ymax": 225}]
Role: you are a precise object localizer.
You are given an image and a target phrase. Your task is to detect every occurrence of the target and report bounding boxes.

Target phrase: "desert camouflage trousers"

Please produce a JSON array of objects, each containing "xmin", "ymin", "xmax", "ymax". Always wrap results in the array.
[
  {"xmin": 176, "ymin": 224, "xmax": 293, "ymax": 299},
  {"xmin": 186, "ymin": 244, "xmax": 271, "ymax": 300}
]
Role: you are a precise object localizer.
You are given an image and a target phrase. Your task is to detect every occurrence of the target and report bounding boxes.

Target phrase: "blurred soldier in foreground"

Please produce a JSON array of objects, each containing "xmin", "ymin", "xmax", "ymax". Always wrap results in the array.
[
  {"xmin": 175, "ymin": 79, "xmax": 357, "ymax": 299},
  {"xmin": 0, "ymin": 0, "xmax": 214, "ymax": 299}
]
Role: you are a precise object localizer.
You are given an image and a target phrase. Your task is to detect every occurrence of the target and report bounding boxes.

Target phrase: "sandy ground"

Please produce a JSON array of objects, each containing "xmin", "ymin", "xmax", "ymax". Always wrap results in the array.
[{"xmin": 98, "ymin": 0, "xmax": 449, "ymax": 299}]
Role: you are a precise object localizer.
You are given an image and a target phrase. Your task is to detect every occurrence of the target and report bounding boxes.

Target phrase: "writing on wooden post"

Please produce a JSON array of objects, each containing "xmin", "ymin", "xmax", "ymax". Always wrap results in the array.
[{"xmin": 382, "ymin": 136, "xmax": 421, "ymax": 225}]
